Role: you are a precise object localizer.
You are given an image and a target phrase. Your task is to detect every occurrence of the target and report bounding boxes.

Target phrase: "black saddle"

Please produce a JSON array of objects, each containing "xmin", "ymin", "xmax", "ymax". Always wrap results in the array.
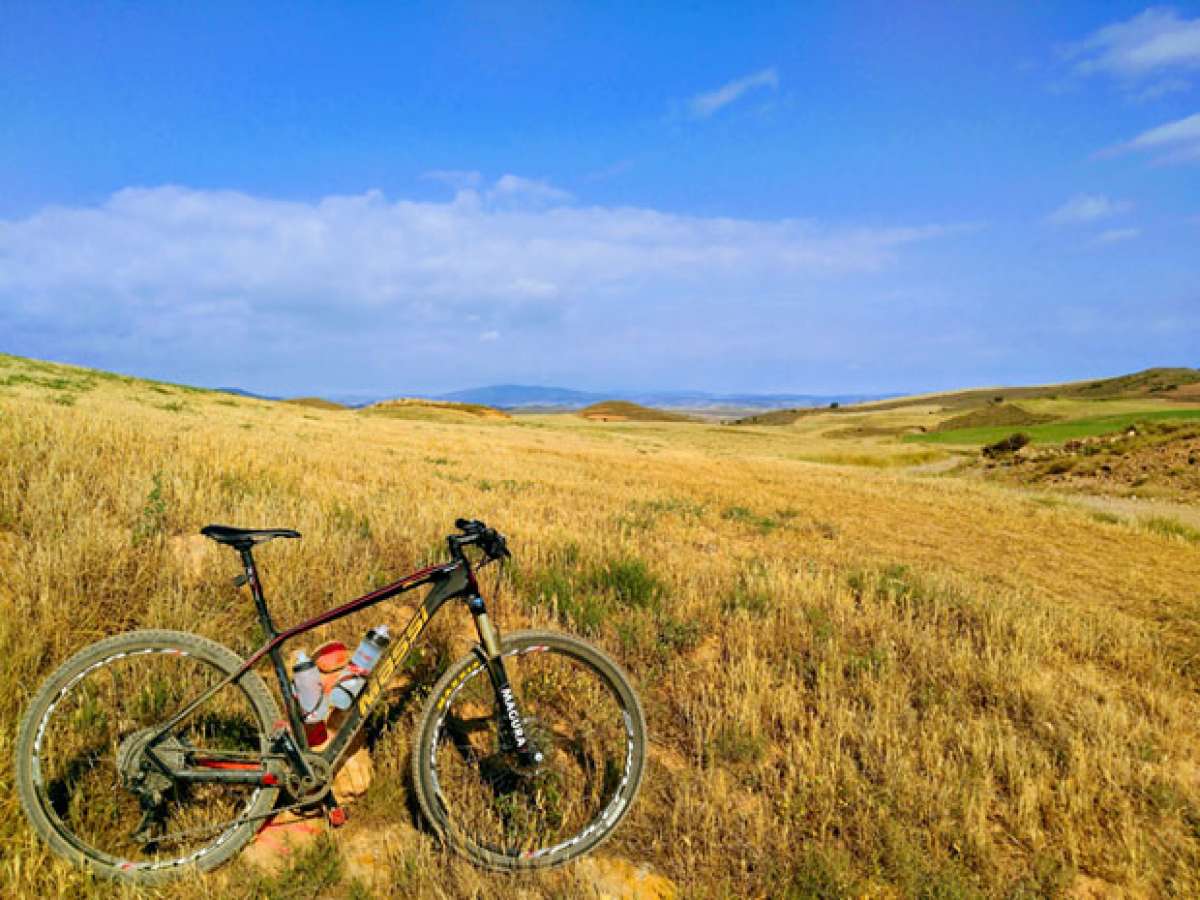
[{"xmin": 200, "ymin": 525, "xmax": 301, "ymax": 551}]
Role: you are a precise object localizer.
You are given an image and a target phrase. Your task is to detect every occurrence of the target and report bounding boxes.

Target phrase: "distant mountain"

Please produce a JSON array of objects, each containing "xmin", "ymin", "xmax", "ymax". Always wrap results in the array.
[
  {"xmin": 318, "ymin": 393, "xmax": 390, "ymax": 408},
  {"xmin": 434, "ymin": 384, "xmax": 896, "ymax": 411},
  {"xmin": 215, "ymin": 386, "xmax": 280, "ymax": 401},
  {"xmin": 437, "ymin": 384, "xmax": 605, "ymax": 408}
]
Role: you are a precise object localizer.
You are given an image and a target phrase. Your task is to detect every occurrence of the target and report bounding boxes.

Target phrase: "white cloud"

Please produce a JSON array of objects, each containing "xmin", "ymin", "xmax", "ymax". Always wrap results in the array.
[
  {"xmin": 1116, "ymin": 111, "xmax": 1200, "ymax": 162},
  {"xmin": 1046, "ymin": 193, "xmax": 1132, "ymax": 225},
  {"xmin": 1094, "ymin": 227, "xmax": 1141, "ymax": 243},
  {"xmin": 1068, "ymin": 8, "xmax": 1200, "ymax": 78},
  {"xmin": 0, "ymin": 179, "xmax": 970, "ymax": 390},
  {"xmin": 688, "ymin": 67, "xmax": 779, "ymax": 118}
]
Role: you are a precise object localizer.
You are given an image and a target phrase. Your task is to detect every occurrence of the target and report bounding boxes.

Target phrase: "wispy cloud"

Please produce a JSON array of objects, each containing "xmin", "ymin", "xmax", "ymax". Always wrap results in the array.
[
  {"xmin": 688, "ymin": 67, "xmax": 779, "ymax": 118},
  {"xmin": 1046, "ymin": 193, "xmax": 1132, "ymax": 225},
  {"xmin": 486, "ymin": 174, "xmax": 572, "ymax": 206},
  {"xmin": 1094, "ymin": 227, "xmax": 1141, "ymax": 243},
  {"xmin": 1067, "ymin": 7, "xmax": 1200, "ymax": 78},
  {"xmin": 1063, "ymin": 8, "xmax": 1200, "ymax": 100},
  {"xmin": 1113, "ymin": 111, "xmax": 1200, "ymax": 163},
  {"xmin": 424, "ymin": 170, "xmax": 573, "ymax": 205}
]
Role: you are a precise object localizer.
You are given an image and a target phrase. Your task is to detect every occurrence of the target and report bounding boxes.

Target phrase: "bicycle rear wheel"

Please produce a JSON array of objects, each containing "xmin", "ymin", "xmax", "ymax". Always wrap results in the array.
[
  {"xmin": 15, "ymin": 630, "xmax": 280, "ymax": 884},
  {"xmin": 413, "ymin": 629, "xmax": 646, "ymax": 869}
]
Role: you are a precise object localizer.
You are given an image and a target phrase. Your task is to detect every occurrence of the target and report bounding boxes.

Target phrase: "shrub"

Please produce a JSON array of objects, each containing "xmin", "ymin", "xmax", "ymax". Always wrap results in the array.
[{"xmin": 982, "ymin": 432, "xmax": 1030, "ymax": 458}]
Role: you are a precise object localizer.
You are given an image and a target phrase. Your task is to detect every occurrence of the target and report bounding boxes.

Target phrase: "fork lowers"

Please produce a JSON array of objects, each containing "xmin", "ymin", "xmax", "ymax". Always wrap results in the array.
[{"xmin": 412, "ymin": 630, "xmax": 646, "ymax": 870}]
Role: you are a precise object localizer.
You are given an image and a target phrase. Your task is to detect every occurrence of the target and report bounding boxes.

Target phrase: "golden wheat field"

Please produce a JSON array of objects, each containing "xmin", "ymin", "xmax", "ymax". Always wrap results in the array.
[{"xmin": 2, "ymin": 352, "xmax": 1200, "ymax": 898}]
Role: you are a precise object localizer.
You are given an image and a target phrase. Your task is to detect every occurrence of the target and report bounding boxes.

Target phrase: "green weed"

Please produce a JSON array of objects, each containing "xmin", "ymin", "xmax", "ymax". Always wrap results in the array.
[
  {"xmin": 1144, "ymin": 517, "xmax": 1200, "ymax": 544},
  {"xmin": 132, "ymin": 473, "xmax": 168, "ymax": 545}
]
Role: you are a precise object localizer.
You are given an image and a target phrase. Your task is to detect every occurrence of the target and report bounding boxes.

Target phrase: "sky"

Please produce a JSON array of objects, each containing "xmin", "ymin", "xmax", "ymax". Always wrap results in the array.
[{"xmin": 1, "ymin": 2, "xmax": 1197, "ymax": 397}]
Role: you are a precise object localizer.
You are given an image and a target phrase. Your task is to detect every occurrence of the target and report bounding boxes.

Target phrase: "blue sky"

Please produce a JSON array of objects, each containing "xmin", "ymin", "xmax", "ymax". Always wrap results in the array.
[{"xmin": 1, "ymin": 2, "xmax": 1197, "ymax": 396}]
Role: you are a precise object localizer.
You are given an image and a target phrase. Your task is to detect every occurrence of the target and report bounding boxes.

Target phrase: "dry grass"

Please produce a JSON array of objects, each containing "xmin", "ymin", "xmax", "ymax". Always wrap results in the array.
[{"xmin": 2, "ymin": 352, "xmax": 1200, "ymax": 897}]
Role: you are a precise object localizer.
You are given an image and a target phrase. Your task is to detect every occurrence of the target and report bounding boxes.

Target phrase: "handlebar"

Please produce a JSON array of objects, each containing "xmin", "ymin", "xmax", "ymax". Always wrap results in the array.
[{"xmin": 449, "ymin": 518, "xmax": 511, "ymax": 562}]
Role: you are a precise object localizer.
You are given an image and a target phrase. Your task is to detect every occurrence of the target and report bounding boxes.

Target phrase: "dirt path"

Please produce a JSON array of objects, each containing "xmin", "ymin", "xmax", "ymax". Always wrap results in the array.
[
  {"xmin": 902, "ymin": 454, "xmax": 1200, "ymax": 528},
  {"xmin": 904, "ymin": 454, "xmax": 968, "ymax": 476},
  {"xmin": 1053, "ymin": 492, "xmax": 1200, "ymax": 529}
]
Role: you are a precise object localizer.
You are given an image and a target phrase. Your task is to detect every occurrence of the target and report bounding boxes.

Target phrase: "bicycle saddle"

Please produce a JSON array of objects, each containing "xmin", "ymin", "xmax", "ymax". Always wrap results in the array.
[{"xmin": 200, "ymin": 525, "xmax": 301, "ymax": 551}]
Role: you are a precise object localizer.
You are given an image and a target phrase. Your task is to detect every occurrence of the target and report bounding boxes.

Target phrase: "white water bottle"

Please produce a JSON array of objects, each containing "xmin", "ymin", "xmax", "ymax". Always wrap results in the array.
[
  {"xmin": 330, "ymin": 626, "xmax": 391, "ymax": 710},
  {"xmin": 292, "ymin": 650, "xmax": 327, "ymax": 722}
]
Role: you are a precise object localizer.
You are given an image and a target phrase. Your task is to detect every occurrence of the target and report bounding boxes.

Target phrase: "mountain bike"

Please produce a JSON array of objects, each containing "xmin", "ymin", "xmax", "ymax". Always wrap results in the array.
[{"xmin": 14, "ymin": 518, "xmax": 646, "ymax": 884}]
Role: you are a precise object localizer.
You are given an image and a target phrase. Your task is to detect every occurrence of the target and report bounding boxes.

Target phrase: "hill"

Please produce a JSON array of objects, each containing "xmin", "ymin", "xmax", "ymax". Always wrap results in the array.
[
  {"xmin": 1063, "ymin": 367, "xmax": 1200, "ymax": 399},
  {"xmin": 577, "ymin": 400, "xmax": 693, "ymax": 422},
  {"xmin": 2, "ymin": 351, "xmax": 1199, "ymax": 896},
  {"xmin": 852, "ymin": 366, "xmax": 1200, "ymax": 414},
  {"xmin": 360, "ymin": 397, "xmax": 510, "ymax": 422},
  {"xmin": 931, "ymin": 401, "xmax": 1058, "ymax": 432},
  {"xmin": 732, "ymin": 406, "xmax": 840, "ymax": 426},
  {"xmin": 284, "ymin": 396, "xmax": 348, "ymax": 411}
]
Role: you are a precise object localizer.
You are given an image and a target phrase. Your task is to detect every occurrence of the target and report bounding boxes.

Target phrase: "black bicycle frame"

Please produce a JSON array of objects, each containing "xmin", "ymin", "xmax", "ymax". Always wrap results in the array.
[{"xmin": 146, "ymin": 538, "xmax": 522, "ymax": 788}]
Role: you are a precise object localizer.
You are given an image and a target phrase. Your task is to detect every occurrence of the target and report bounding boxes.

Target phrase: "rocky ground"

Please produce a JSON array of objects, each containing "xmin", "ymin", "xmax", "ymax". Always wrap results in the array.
[{"xmin": 979, "ymin": 421, "xmax": 1200, "ymax": 503}]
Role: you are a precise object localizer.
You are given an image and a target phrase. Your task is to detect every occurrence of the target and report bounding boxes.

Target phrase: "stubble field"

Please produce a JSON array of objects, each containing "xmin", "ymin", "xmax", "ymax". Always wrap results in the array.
[{"xmin": 1, "ymin": 353, "xmax": 1199, "ymax": 898}]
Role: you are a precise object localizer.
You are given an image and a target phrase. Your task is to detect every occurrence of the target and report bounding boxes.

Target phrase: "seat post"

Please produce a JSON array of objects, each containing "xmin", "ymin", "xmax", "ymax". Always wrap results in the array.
[
  {"xmin": 239, "ymin": 544, "xmax": 311, "ymax": 750},
  {"xmin": 239, "ymin": 547, "xmax": 278, "ymax": 638}
]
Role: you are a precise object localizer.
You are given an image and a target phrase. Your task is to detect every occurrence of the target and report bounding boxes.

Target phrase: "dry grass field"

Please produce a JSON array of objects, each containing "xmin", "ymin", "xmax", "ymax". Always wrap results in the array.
[{"xmin": 2, "ymin": 352, "xmax": 1200, "ymax": 898}]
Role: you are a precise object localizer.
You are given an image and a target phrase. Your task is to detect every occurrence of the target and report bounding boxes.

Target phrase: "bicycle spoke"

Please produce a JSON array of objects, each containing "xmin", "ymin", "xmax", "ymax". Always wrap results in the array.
[
  {"xmin": 428, "ymin": 643, "xmax": 637, "ymax": 861},
  {"xmin": 31, "ymin": 647, "xmax": 267, "ymax": 870}
]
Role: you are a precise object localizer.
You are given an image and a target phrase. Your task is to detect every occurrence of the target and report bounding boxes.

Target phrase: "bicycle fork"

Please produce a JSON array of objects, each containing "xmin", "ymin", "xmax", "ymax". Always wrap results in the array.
[{"xmin": 467, "ymin": 595, "xmax": 544, "ymax": 766}]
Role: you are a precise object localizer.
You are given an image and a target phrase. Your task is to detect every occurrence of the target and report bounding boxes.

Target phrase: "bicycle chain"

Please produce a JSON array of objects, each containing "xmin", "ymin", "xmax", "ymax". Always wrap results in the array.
[
  {"xmin": 150, "ymin": 751, "xmax": 333, "ymax": 847},
  {"xmin": 150, "ymin": 797, "xmax": 329, "ymax": 847}
]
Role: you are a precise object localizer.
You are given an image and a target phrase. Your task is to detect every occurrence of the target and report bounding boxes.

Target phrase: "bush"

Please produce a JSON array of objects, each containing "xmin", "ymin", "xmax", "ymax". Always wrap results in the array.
[{"xmin": 982, "ymin": 432, "xmax": 1030, "ymax": 458}]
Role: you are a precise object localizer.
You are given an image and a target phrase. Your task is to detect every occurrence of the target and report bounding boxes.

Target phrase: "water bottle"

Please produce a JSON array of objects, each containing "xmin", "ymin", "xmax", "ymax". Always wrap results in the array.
[
  {"xmin": 291, "ymin": 650, "xmax": 327, "ymax": 721},
  {"xmin": 330, "ymin": 626, "xmax": 391, "ymax": 710}
]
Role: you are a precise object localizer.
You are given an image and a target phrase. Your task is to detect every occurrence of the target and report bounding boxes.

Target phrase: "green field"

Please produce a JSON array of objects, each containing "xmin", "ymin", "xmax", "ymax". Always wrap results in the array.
[{"xmin": 906, "ymin": 408, "xmax": 1200, "ymax": 447}]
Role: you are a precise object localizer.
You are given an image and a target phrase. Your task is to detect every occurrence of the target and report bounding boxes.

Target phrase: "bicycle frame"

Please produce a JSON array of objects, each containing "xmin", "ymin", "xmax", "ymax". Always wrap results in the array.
[{"xmin": 145, "ymin": 540, "xmax": 511, "ymax": 790}]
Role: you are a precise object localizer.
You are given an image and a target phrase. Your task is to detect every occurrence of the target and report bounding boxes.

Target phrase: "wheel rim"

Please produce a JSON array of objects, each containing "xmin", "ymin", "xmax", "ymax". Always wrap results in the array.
[
  {"xmin": 29, "ymin": 647, "xmax": 268, "ymax": 874},
  {"xmin": 428, "ymin": 643, "xmax": 638, "ymax": 861}
]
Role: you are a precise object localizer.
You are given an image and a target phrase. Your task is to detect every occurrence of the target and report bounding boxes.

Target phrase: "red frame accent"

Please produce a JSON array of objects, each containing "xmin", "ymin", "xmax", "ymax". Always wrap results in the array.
[
  {"xmin": 240, "ymin": 562, "xmax": 448, "ymax": 671},
  {"xmin": 194, "ymin": 759, "xmax": 263, "ymax": 772}
]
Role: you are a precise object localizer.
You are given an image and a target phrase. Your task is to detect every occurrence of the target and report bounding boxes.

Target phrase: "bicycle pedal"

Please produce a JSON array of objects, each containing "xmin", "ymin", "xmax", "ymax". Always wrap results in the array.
[{"xmin": 327, "ymin": 806, "xmax": 347, "ymax": 827}]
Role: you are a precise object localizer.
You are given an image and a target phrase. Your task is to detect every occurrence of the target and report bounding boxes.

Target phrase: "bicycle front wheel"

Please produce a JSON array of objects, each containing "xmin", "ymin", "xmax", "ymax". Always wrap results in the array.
[
  {"xmin": 14, "ymin": 630, "xmax": 281, "ymax": 884},
  {"xmin": 413, "ymin": 629, "xmax": 646, "ymax": 869}
]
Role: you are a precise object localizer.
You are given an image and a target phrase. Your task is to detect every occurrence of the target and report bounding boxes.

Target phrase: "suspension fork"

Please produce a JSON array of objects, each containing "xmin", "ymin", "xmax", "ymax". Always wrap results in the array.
[{"xmin": 466, "ymin": 594, "xmax": 544, "ymax": 765}]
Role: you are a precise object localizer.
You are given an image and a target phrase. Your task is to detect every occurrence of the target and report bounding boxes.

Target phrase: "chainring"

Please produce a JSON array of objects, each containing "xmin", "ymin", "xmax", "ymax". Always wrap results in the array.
[{"xmin": 282, "ymin": 752, "xmax": 332, "ymax": 804}]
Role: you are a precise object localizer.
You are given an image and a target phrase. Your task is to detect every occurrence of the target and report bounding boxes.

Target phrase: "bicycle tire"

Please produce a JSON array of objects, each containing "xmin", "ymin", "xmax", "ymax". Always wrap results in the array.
[
  {"xmin": 412, "ymin": 629, "xmax": 646, "ymax": 869},
  {"xmin": 15, "ymin": 629, "xmax": 281, "ymax": 884}
]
